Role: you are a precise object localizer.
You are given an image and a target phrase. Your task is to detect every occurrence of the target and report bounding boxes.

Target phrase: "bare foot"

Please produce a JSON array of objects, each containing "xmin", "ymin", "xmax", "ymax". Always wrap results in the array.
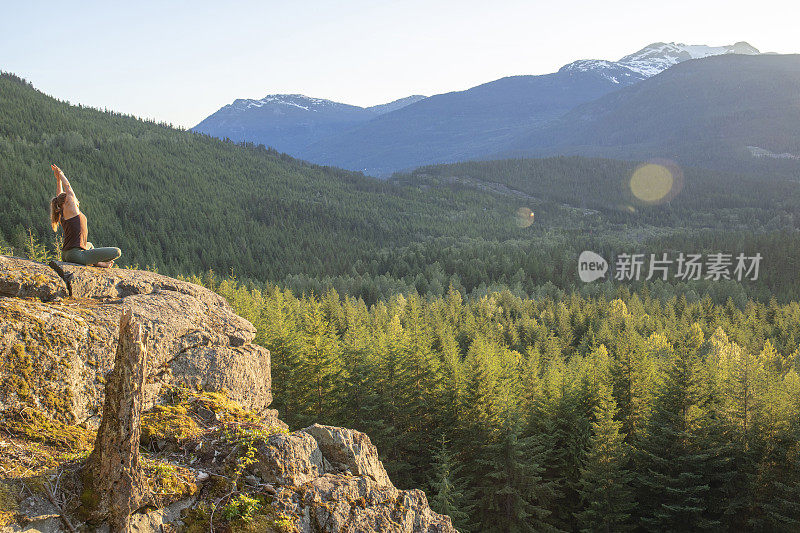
[{"xmin": 94, "ymin": 261, "xmax": 113, "ymax": 268}]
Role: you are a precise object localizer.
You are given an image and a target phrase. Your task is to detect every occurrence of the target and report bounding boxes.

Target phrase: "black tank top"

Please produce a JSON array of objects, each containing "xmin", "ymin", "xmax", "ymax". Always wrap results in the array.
[{"xmin": 62, "ymin": 213, "xmax": 87, "ymax": 250}]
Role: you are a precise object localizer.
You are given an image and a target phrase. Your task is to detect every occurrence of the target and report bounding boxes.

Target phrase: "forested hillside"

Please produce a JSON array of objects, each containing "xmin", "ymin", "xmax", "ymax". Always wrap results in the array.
[
  {"xmin": 0, "ymin": 72, "xmax": 528, "ymax": 279},
  {"xmin": 392, "ymin": 158, "xmax": 800, "ymax": 302},
  {"xmin": 207, "ymin": 276, "xmax": 800, "ymax": 532},
  {"xmin": 4, "ymin": 69, "xmax": 800, "ymax": 305}
]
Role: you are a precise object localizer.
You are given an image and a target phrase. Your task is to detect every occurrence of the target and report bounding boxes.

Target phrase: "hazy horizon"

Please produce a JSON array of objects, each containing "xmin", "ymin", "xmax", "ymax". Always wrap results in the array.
[{"xmin": 2, "ymin": 0, "xmax": 798, "ymax": 128}]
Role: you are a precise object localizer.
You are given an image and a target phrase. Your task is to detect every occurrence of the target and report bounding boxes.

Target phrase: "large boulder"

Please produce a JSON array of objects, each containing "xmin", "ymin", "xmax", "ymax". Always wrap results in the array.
[
  {"xmin": 302, "ymin": 424, "xmax": 393, "ymax": 487},
  {"xmin": 264, "ymin": 425, "xmax": 456, "ymax": 531},
  {"xmin": 0, "ymin": 256, "xmax": 272, "ymax": 424}
]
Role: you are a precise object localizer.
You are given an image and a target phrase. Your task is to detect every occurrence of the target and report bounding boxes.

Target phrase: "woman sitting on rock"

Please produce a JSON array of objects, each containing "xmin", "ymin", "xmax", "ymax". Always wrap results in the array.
[{"xmin": 49, "ymin": 164, "xmax": 121, "ymax": 267}]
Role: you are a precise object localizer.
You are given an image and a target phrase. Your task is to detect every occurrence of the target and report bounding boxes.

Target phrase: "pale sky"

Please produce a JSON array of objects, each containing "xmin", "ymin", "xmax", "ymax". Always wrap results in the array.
[{"xmin": 1, "ymin": 0, "xmax": 797, "ymax": 128}]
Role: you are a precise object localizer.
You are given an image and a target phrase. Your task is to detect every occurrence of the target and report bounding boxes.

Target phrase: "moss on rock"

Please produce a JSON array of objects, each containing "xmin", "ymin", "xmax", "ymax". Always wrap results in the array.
[
  {"xmin": 1, "ymin": 344, "xmax": 33, "ymax": 400},
  {"xmin": 142, "ymin": 457, "xmax": 199, "ymax": 508},
  {"xmin": 175, "ymin": 388, "xmax": 263, "ymax": 424},
  {"xmin": 0, "ymin": 481, "xmax": 20, "ymax": 527},
  {"xmin": 140, "ymin": 405, "xmax": 202, "ymax": 447},
  {"xmin": 0, "ymin": 408, "xmax": 94, "ymax": 451}
]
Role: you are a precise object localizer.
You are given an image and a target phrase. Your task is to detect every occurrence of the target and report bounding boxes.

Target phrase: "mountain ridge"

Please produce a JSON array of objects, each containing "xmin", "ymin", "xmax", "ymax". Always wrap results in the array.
[
  {"xmin": 193, "ymin": 40, "xmax": 763, "ymax": 175},
  {"xmin": 500, "ymin": 53, "xmax": 800, "ymax": 174},
  {"xmin": 296, "ymin": 40, "xmax": 765, "ymax": 174},
  {"xmin": 192, "ymin": 93, "xmax": 427, "ymax": 154}
]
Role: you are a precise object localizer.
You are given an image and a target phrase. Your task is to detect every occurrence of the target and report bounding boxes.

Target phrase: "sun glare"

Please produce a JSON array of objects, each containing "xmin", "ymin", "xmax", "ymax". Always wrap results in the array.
[
  {"xmin": 629, "ymin": 160, "xmax": 684, "ymax": 204},
  {"xmin": 515, "ymin": 207, "xmax": 535, "ymax": 227}
]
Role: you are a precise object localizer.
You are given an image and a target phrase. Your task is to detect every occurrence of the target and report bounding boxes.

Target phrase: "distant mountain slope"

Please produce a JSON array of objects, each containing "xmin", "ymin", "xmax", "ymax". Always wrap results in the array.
[
  {"xmin": 192, "ymin": 94, "xmax": 425, "ymax": 154},
  {"xmin": 298, "ymin": 41, "xmax": 761, "ymax": 175},
  {"xmin": 367, "ymin": 95, "xmax": 427, "ymax": 114},
  {"xmin": 299, "ymin": 67, "xmax": 643, "ymax": 175},
  {"xmin": 502, "ymin": 54, "xmax": 800, "ymax": 174}
]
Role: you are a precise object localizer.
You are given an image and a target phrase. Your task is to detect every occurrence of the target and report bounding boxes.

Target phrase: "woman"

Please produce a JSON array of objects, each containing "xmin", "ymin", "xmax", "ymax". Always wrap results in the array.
[{"xmin": 49, "ymin": 164, "xmax": 121, "ymax": 267}]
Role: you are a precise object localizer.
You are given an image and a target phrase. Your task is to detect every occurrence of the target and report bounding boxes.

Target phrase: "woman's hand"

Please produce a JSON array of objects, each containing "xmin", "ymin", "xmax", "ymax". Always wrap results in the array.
[
  {"xmin": 51, "ymin": 164, "xmax": 74, "ymax": 197},
  {"xmin": 52, "ymin": 164, "xmax": 64, "ymax": 195},
  {"xmin": 51, "ymin": 164, "xmax": 65, "ymax": 180}
]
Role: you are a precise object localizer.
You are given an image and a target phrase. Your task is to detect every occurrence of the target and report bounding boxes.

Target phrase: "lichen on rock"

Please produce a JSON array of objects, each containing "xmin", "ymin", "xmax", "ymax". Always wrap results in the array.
[
  {"xmin": 0, "ymin": 256, "xmax": 272, "ymax": 424},
  {"xmin": 0, "ymin": 256, "xmax": 457, "ymax": 532}
]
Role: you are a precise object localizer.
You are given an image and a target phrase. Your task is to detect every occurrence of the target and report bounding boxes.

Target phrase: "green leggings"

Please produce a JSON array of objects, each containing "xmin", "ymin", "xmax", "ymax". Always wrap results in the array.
[{"xmin": 63, "ymin": 243, "xmax": 121, "ymax": 265}]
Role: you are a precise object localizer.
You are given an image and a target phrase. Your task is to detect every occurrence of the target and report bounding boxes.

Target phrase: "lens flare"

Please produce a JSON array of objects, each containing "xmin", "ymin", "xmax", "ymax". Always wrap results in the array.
[
  {"xmin": 629, "ymin": 159, "xmax": 684, "ymax": 205},
  {"xmin": 515, "ymin": 207, "xmax": 535, "ymax": 228}
]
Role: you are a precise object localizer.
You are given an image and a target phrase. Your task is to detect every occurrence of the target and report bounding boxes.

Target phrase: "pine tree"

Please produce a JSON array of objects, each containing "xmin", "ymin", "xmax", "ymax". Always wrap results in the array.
[
  {"xmin": 296, "ymin": 298, "xmax": 341, "ymax": 425},
  {"xmin": 760, "ymin": 339, "xmax": 792, "ymax": 377},
  {"xmin": 261, "ymin": 287, "xmax": 304, "ymax": 426},
  {"xmin": 636, "ymin": 344, "xmax": 713, "ymax": 532},
  {"xmin": 376, "ymin": 312, "xmax": 412, "ymax": 483},
  {"xmin": 750, "ymin": 424, "xmax": 800, "ymax": 531},
  {"xmin": 23, "ymin": 227, "xmax": 52, "ymax": 262},
  {"xmin": 712, "ymin": 340, "xmax": 764, "ymax": 528},
  {"xmin": 749, "ymin": 372, "xmax": 800, "ymax": 530},
  {"xmin": 474, "ymin": 412, "xmax": 558, "ymax": 533},
  {"xmin": 397, "ymin": 295, "xmax": 444, "ymax": 486},
  {"xmin": 429, "ymin": 435, "xmax": 472, "ymax": 531},
  {"xmin": 576, "ymin": 383, "xmax": 636, "ymax": 532},
  {"xmin": 695, "ymin": 349, "xmax": 738, "ymax": 531},
  {"xmin": 533, "ymin": 355, "xmax": 589, "ymax": 532}
]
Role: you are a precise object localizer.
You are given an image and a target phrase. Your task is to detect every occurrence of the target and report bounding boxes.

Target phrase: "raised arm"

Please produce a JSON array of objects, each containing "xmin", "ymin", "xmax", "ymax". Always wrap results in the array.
[
  {"xmin": 51, "ymin": 164, "xmax": 80, "ymax": 219},
  {"xmin": 53, "ymin": 164, "xmax": 63, "ymax": 195},
  {"xmin": 51, "ymin": 164, "xmax": 74, "ymax": 197}
]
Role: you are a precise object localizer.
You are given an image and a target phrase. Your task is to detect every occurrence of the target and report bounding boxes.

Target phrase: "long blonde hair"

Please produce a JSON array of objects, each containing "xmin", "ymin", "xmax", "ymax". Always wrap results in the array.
[{"xmin": 50, "ymin": 192, "xmax": 68, "ymax": 232}]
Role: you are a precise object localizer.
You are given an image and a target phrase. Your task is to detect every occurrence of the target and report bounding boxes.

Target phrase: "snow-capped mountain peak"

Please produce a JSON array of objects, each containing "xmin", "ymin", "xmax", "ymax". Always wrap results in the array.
[
  {"xmin": 230, "ymin": 94, "xmax": 347, "ymax": 113},
  {"xmin": 558, "ymin": 59, "xmax": 644, "ymax": 84},
  {"xmin": 560, "ymin": 41, "xmax": 761, "ymax": 80},
  {"xmin": 224, "ymin": 94, "xmax": 429, "ymax": 116},
  {"xmin": 618, "ymin": 41, "xmax": 760, "ymax": 77}
]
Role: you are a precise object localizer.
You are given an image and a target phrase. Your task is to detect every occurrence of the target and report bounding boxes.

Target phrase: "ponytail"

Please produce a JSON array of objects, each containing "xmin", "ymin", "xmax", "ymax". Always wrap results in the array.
[{"xmin": 50, "ymin": 192, "xmax": 68, "ymax": 232}]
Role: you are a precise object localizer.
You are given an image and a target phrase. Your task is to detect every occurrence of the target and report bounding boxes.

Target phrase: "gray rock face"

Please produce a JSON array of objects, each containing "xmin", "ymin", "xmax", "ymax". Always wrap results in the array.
[
  {"xmin": 7, "ymin": 496, "xmax": 62, "ymax": 533},
  {"xmin": 257, "ymin": 425, "xmax": 456, "ymax": 532},
  {"xmin": 0, "ymin": 518, "xmax": 62, "ymax": 533},
  {"xmin": 253, "ymin": 431, "xmax": 325, "ymax": 486},
  {"xmin": 0, "ymin": 256, "xmax": 271, "ymax": 423},
  {"xmin": 245, "ymin": 425, "xmax": 456, "ymax": 532},
  {"xmin": 302, "ymin": 424, "xmax": 393, "ymax": 487},
  {"xmin": 273, "ymin": 475, "xmax": 456, "ymax": 533}
]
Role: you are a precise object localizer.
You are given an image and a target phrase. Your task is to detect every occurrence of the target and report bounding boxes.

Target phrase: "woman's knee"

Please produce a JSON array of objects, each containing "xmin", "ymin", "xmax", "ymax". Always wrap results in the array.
[{"xmin": 105, "ymin": 247, "xmax": 122, "ymax": 261}]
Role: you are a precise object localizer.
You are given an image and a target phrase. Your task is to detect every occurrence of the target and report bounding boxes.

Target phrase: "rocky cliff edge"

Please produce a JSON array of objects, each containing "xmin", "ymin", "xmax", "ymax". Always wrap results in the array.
[
  {"xmin": 0, "ymin": 256, "xmax": 456, "ymax": 533},
  {"xmin": 0, "ymin": 255, "xmax": 273, "ymax": 425}
]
